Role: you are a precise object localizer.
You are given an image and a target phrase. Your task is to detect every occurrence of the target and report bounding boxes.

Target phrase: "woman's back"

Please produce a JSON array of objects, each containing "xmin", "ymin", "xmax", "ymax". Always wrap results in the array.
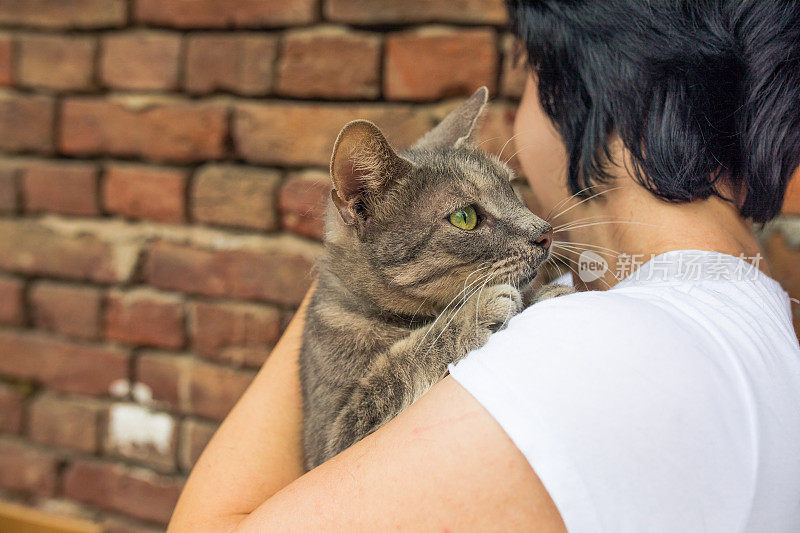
[{"xmin": 450, "ymin": 250, "xmax": 800, "ymax": 532}]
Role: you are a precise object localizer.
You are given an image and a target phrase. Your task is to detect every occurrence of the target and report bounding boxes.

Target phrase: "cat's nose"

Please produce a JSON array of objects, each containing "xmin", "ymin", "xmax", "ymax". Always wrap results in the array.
[{"xmin": 535, "ymin": 230, "xmax": 552, "ymax": 250}]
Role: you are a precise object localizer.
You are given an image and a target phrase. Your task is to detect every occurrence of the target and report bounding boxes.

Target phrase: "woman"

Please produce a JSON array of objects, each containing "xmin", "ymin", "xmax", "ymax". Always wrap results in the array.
[{"xmin": 169, "ymin": 1, "xmax": 800, "ymax": 531}]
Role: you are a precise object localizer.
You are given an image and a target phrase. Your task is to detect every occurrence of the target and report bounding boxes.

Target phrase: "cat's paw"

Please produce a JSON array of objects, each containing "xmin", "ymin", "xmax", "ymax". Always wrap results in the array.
[
  {"xmin": 466, "ymin": 283, "xmax": 523, "ymax": 333},
  {"xmin": 532, "ymin": 284, "xmax": 576, "ymax": 303}
]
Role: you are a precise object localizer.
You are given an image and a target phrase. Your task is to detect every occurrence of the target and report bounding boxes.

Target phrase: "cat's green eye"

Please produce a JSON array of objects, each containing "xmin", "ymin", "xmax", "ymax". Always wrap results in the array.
[{"xmin": 449, "ymin": 205, "xmax": 478, "ymax": 230}]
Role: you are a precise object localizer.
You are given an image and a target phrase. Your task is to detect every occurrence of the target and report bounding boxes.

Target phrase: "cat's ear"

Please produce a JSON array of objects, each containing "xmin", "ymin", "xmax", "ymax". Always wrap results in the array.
[
  {"xmin": 413, "ymin": 86, "xmax": 489, "ymax": 150},
  {"xmin": 330, "ymin": 120, "xmax": 412, "ymax": 225}
]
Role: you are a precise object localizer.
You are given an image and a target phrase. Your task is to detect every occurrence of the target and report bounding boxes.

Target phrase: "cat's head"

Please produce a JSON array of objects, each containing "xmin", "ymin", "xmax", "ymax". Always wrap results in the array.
[{"xmin": 325, "ymin": 87, "xmax": 552, "ymax": 315}]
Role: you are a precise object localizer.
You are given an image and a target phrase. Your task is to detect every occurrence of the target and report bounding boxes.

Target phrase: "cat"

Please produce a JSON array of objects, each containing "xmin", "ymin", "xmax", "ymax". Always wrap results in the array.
[{"xmin": 299, "ymin": 87, "xmax": 571, "ymax": 470}]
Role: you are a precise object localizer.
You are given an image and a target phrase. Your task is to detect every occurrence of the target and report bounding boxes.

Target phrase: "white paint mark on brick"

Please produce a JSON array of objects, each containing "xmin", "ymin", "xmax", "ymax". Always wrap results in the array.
[
  {"xmin": 109, "ymin": 378, "xmax": 130, "ymax": 398},
  {"xmin": 132, "ymin": 381, "xmax": 153, "ymax": 404},
  {"xmin": 108, "ymin": 403, "xmax": 174, "ymax": 455}
]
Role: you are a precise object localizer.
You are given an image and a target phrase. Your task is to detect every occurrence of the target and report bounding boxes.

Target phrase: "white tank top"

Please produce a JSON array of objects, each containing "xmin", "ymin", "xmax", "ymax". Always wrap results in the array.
[{"xmin": 450, "ymin": 250, "xmax": 800, "ymax": 532}]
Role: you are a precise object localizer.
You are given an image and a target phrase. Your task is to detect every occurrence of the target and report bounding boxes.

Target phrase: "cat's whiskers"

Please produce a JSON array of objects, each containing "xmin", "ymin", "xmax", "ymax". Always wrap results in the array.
[
  {"xmin": 544, "ymin": 184, "xmax": 598, "ymax": 222},
  {"xmin": 554, "ymin": 220, "xmax": 659, "ymax": 234},
  {"xmin": 549, "ymin": 186, "xmax": 624, "ymax": 222},
  {"xmin": 553, "ymin": 241, "xmax": 617, "ymax": 259},
  {"xmin": 550, "ymin": 248, "xmax": 616, "ymax": 288}
]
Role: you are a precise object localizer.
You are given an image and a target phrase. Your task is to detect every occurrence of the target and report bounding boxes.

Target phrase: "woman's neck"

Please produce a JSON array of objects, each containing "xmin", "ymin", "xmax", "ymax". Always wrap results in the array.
[{"xmin": 556, "ymin": 173, "xmax": 769, "ymax": 290}]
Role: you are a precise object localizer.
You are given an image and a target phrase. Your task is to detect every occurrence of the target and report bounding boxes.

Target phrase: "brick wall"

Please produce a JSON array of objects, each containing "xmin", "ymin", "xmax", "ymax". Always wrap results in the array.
[{"xmin": 0, "ymin": 1, "xmax": 797, "ymax": 531}]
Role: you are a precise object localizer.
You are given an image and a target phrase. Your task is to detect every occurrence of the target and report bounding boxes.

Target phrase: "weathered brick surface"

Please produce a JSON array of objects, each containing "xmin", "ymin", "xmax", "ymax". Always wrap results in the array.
[
  {"xmin": 190, "ymin": 300, "xmax": 282, "ymax": 367},
  {"xmin": 179, "ymin": 419, "xmax": 217, "ymax": 471},
  {"xmin": 0, "ymin": 438, "xmax": 58, "ymax": 496},
  {"xmin": 0, "ymin": 34, "xmax": 12, "ymax": 86},
  {"xmin": 0, "ymin": 0, "xmax": 127, "ymax": 29},
  {"xmin": 185, "ymin": 33, "xmax": 276, "ymax": 95},
  {"xmin": 63, "ymin": 460, "xmax": 183, "ymax": 525},
  {"xmin": 188, "ymin": 359, "xmax": 254, "ymax": 421},
  {"xmin": 60, "ymin": 97, "xmax": 227, "ymax": 163},
  {"xmin": 30, "ymin": 281, "xmax": 102, "ymax": 339},
  {"xmin": 234, "ymin": 102, "xmax": 432, "ymax": 166},
  {"xmin": 0, "ymin": 383, "xmax": 24, "ymax": 433},
  {"xmin": 325, "ymin": 0, "xmax": 507, "ymax": 25},
  {"xmin": 18, "ymin": 34, "xmax": 96, "ymax": 91},
  {"xmin": 279, "ymin": 170, "xmax": 329, "ymax": 240},
  {"xmin": 143, "ymin": 238, "xmax": 319, "ymax": 306},
  {"xmin": 103, "ymin": 163, "xmax": 187, "ymax": 223},
  {"xmin": 28, "ymin": 394, "xmax": 103, "ymax": 452},
  {"xmin": 385, "ymin": 28, "xmax": 498, "ymax": 101},
  {"xmin": 0, "ymin": 92, "xmax": 54, "ymax": 153},
  {"xmin": 0, "ymin": 220, "xmax": 136, "ymax": 283},
  {"xmin": 0, "ymin": 275, "xmax": 24, "ymax": 326},
  {"xmin": 101, "ymin": 31, "xmax": 181, "ymax": 91},
  {"xmin": 22, "ymin": 161, "xmax": 99, "ymax": 216},
  {"xmin": 277, "ymin": 27, "xmax": 381, "ymax": 100},
  {"xmin": 135, "ymin": 0, "xmax": 317, "ymax": 28},
  {"xmin": 105, "ymin": 289, "xmax": 185, "ymax": 350},
  {"xmin": 135, "ymin": 352, "xmax": 254, "ymax": 422},
  {"xmin": 191, "ymin": 164, "xmax": 280, "ymax": 230},
  {"xmin": 0, "ymin": 164, "xmax": 17, "ymax": 212},
  {"xmin": 0, "ymin": 329, "xmax": 128, "ymax": 396}
]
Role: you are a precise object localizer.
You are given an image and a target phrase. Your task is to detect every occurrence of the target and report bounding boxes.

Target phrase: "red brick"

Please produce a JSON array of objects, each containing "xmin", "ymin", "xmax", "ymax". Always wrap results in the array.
[
  {"xmin": 0, "ymin": 220, "xmax": 135, "ymax": 283},
  {"xmin": 104, "ymin": 403, "xmax": 178, "ymax": 473},
  {"xmin": 134, "ymin": 352, "xmax": 253, "ymax": 421},
  {"xmin": 143, "ymin": 238, "xmax": 319, "ymax": 306},
  {"xmin": 279, "ymin": 170, "xmax": 329, "ymax": 240},
  {"xmin": 385, "ymin": 28, "xmax": 498, "ymax": 102},
  {"xmin": 0, "ymin": 92, "xmax": 54, "ymax": 153},
  {"xmin": 101, "ymin": 31, "xmax": 181, "ymax": 91},
  {"xmin": 501, "ymin": 34, "xmax": 528, "ymax": 99},
  {"xmin": 185, "ymin": 33, "xmax": 276, "ymax": 96},
  {"xmin": 60, "ymin": 96, "xmax": 227, "ymax": 163},
  {"xmin": 0, "ymin": 165, "xmax": 18, "ymax": 212},
  {"xmin": 28, "ymin": 395, "xmax": 102, "ymax": 452},
  {"xmin": 190, "ymin": 301, "xmax": 281, "ymax": 368},
  {"xmin": 136, "ymin": 351, "xmax": 189, "ymax": 412},
  {"xmin": 277, "ymin": 27, "xmax": 380, "ymax": 100},
  {"xmin": 785, "ymin": 170, "xmax": 800, "ymax": 216},
  {"xmin": 135, "ymin": 0, "xmax": 316, "ymax": 28},
  {"xmin": 0, "ymin": 383, "xmax": 24, "ymax": 433},
  {"xmin": 178, "ymin": 419, "xmax": 217, "ymax": 471},
  {"xmin": 63, "ymin": 460, "xmax": 183, "ymax": 525},
  {"xmin": 22, "ymin": 161, "xmax": 99, "ymax": 216},
  {"xmin": 0, "ymin": 330, "xmax": 128, "ymax": 396},
  {"xmin": 0, "ymin": 34, "xmax": 12, "ymax": 86},
  {"xmin": 189, "ymin": 360, "xmax": 254, "ymax": 421},
  {"xmin": 18, "ymin": 34, "xmax": 96, "ymax": 91},
  {"xmin": 0, "ymin": 439, "xmax": 58, "ymax": 496},
  {"xmin": 104, "ymin": 164, "xmax": 187, "ymax": 223},
  {"xmin": 105, "ymin": 289, "xmax": 185, "ymax": 350},
  {"xmin": 326, "ymin": 0, "xmax": 506, "ymax": 24},
  {"xmin": 30, "ymin": 281, "xmax": 101, "ymax": 340},
  {"xmin": 0, "ymin": 275, "xmax": 24, "ymax": 326},
  {"xmin": 191, "ymin": 164, "xmax": 280, "ymax": 230},
  {"xmin": 234, "ymin": 102, "xmax": 432, "ymax": 166},
  {"xmin": 0, "ymin": 0, "xmax": 127, "ymax": 29}
]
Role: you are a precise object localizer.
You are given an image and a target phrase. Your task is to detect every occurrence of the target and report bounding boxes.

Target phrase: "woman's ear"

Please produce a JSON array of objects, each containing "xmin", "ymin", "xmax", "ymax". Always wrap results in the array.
[
  {"xmin": 329, "ymin": 120, "xmax": 412, "ymax": 225},
  {"xmin": 413, "ymin": 86, "xmax": 489, "ymax": 150}
]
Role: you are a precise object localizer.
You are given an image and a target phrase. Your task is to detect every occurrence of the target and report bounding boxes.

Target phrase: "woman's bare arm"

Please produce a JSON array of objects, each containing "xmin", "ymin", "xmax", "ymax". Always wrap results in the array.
[
  {"xmin": 169, "ymin": 286, "xmax": 565, "ymax": 532},
  {"xmin": 167, "ymin": 290, "xmax": 310, "ymax": 532}
]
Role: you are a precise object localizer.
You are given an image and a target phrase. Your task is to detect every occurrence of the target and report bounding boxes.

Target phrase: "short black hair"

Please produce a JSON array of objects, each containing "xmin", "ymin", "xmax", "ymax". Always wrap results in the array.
[{"xmin": 507, "ymin": 0, "xmax": 800, "ymax": 223}]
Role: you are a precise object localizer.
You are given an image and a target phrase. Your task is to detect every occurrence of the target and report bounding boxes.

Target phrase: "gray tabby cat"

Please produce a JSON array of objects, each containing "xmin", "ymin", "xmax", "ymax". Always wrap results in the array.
[{"xmin": 300, "ymin": 87, "xmax": 567, "ymax": 470}]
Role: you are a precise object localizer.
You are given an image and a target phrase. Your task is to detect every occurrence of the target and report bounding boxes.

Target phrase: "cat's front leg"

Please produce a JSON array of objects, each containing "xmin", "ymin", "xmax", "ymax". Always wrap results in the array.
[{"xmin": 320, "ymin": 284, "xmax": 523, "ymax": 465}]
